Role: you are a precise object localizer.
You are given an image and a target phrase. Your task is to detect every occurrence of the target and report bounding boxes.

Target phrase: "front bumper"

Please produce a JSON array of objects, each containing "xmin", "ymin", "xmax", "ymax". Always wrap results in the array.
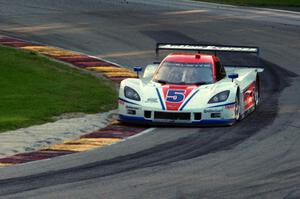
[
  {"xmin": 119, "ymin": 114, "xmax": 235, "ymax": 126},
  {"xmin": 118, "ymin": 98, "xmax": 236, "ymax": 126}
]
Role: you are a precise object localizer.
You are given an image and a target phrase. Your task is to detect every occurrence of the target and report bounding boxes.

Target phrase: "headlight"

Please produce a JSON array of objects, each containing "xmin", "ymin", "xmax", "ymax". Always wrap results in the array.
[
  {"xmin": 208, "ymin": 90, "xmax": 230, "ymax": 104},
  {"xmin": 124, "ymin": 86, "xmax": 141, "ymax": 101}
]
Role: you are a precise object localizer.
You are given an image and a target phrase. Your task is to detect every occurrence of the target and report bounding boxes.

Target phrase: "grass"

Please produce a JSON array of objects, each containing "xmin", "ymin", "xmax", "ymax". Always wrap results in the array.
[
  {"xmin": 195, "ymin": 0, "xmax": 300, "ymax": 7},
  {"xmin": 0, "ymin": 45, "xmax": 117, "ymax": 132}
]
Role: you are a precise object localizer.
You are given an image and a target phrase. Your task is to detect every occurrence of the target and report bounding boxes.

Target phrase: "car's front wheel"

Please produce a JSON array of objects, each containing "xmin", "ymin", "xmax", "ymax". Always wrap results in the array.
[
  {"xmin": 234, "ymin": 92, "xmax": 241, "ymax": 121},
  {"xmin": 254, "ymin": 77, "xmax": 260, "ymax": 107}
]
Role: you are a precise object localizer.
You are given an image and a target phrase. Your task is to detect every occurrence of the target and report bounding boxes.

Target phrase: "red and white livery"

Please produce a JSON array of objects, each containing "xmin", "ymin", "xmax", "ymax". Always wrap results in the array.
[{"xmin": 118, "ymin": 43, "xmax": 263, "ymax": 126}]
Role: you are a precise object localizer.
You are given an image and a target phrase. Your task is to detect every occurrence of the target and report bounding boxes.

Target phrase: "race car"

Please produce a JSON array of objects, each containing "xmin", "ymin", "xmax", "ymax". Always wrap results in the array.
[{"xmin": 118, "ymin": 43, "xmax": 263, "ymax": 126}]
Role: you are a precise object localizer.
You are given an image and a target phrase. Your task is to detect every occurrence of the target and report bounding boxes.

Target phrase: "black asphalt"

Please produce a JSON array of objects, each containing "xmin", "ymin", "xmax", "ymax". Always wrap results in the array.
[{"xmin": 0, "ymin": 0, "xmax": 299, "ymax": 198}]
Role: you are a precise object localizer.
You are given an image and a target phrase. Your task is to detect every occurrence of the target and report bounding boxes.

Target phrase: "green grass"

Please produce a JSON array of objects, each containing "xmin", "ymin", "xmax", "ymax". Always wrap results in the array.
[
  {"xmin": 0, "ymin": 45, "xmax": 117, "ymax": 132},
  {"xmin": 196, "ymin": 0, "xmax": 300, "ymax": 7}
]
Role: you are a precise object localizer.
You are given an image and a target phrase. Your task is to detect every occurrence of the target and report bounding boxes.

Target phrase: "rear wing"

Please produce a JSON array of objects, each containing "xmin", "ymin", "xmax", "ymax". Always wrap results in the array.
[
  {"xmin": 156, "ymin": 43, "xmax": 259, "ymax": 56},
  {"xmin": 155, "ymin": 43, "xmax": 260, "ymax": 67}
]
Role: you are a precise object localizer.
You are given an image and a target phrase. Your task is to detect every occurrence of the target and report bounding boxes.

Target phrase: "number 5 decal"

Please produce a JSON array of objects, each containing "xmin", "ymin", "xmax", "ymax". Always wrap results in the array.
[{"xmin": 166, "ymin": 90, "xmax": 185, "ymax": 103}]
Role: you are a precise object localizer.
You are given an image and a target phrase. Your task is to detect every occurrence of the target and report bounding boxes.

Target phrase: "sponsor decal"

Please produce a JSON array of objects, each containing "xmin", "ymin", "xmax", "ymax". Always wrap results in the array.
[
  {"xmin": 159, "ymin": 44, "xmax": 258, "ymax": 53},
  {"xmin": 243, "ymin": 82, "xmax": 255, "ymax": 110},
  {"xmin": 225, "ymin": 104, "xmax": 235, "ymax": 109},
  {"xmin": 125, "ymin": 105, "xmax": 140, "ymax": 110},
  {"xmin": 146, "ymin": 98, "xmax": 158, "ymax": 103}
]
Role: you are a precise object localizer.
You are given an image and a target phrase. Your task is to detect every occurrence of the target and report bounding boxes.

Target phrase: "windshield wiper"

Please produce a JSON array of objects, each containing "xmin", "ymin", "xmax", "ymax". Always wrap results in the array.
[
  {"xmin": 155, "ymin": 80, "xmax": 207, "ymax": 85},
  {"xmin": 156, "ymin": 79, "xmax": 168, "ymax": 84},
  {"xmin": 175, "ymin": 81, "xmax": 208, "ymax": 85},
  {"xmin": 194, "ymin": 81, "xmax": 208, "ymax": 86}
]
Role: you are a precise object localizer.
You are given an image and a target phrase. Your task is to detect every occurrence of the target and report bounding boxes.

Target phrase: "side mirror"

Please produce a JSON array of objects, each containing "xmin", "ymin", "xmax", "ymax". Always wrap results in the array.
[
  {"xmin": 228, "ymin": 73, "xmax": 239, "ymax": 82},
  {"xmin": 133, "ymin": 67, "xmax": 142, "ymax": 78}
]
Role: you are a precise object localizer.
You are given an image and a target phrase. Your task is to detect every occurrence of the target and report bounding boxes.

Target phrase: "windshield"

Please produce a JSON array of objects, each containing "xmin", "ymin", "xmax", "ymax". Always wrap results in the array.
[{"xmin": 153, "ymin": 61, "xmax": 213, "ymax": 85}]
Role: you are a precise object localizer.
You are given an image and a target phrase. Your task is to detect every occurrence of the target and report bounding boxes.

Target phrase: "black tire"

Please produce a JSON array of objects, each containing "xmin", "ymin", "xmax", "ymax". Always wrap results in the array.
[
  {"xmin": 234, "ymin": 90, "xmax": 241, "ymax": 121},
  {"xmin": 253, "ymin": 75, "xmax": 260, "ymax": 108}
]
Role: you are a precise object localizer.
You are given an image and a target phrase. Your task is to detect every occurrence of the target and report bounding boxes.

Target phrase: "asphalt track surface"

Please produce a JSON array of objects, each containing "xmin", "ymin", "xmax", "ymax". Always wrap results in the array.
[{"xmin": 0, "ymin": 0, "xmax": 300, "ymax": 198}]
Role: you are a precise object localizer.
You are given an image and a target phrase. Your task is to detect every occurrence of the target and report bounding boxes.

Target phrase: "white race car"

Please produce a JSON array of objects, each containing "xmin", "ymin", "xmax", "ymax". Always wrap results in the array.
[{"xmin": 118, "ymin": 44, "xmax": 263, "ymax": 126}]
